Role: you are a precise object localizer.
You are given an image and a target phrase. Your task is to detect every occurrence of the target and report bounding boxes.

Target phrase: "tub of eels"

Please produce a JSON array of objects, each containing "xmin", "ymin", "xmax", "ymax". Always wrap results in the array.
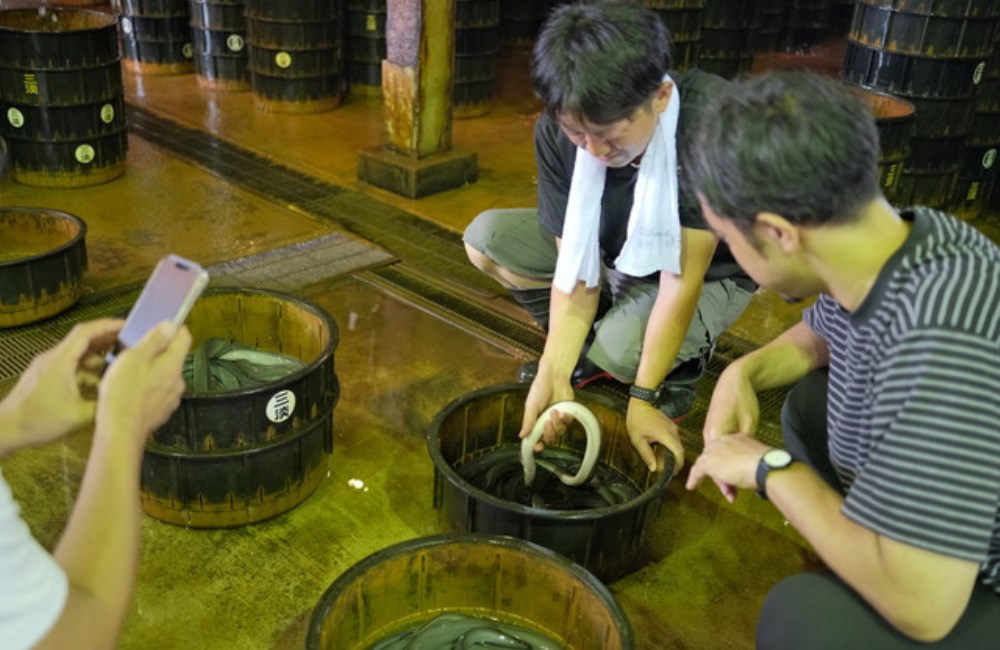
[
  {"xmin": 428, "ymin": 384, "xmax": 673, "ymax": 582},
  {"xmin": 139, "ymin": 287, "xmax": 340, "ymax": 527},
  {"xmin": 0, "ymin": 206, "xmax": 87, "ymax": 327},
  {"xmin": 306, "ymin": 534, "xmax": 636, "ymax": 649}
]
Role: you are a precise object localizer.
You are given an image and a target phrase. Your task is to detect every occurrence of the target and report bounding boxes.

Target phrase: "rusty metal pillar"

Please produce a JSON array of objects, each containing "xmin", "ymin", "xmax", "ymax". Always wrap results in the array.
[{"xmin": 357, "ymin": 0, "xmax": 478, "ymax": 199}]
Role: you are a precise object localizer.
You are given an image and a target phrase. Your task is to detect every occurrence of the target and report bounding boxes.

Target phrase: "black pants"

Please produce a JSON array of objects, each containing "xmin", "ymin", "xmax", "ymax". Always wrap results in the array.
[{"xmin": 759, "ymin": 369, "xmax": 1000, "ymax": 649}]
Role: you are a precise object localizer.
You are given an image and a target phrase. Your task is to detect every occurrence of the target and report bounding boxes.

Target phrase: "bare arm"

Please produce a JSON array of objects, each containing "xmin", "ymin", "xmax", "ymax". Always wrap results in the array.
[
  {"xmin": 687, "ymin": 435, "xmax": 979, "ymax": 641},
  {"xmin": 36, "ymin": 322, "xmax": 191, "ymax": 650},
  {"xmin": 627, "ymin": 226, "xmax": 718, "ymax": 471},
  {"xmin": 703, "ymin": 319, "xmax": 829, "ymax": 443},
  {"xmin": 699, "ymin": 318, "xmax": 829, "ymax": 500},
  {"xmin": 519, "ymin": 237, "xmax": 602, "ymax": 441},
  {"xmin": 541, "ymin": 265, "xmax": 600, "ymax": 386},
  {"xmin": 732, "ymin": 319, "xmax": 829, "ymax": 392},
  {"xmin": 768, "ymin": 465, "xmax": 978, "ymax": 641}
]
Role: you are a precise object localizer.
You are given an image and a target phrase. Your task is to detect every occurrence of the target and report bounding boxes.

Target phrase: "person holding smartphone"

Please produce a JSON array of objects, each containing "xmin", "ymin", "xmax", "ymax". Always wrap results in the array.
[{"xmin": 0, "ymin": 318, "xmax": 191, "ymax": 650}]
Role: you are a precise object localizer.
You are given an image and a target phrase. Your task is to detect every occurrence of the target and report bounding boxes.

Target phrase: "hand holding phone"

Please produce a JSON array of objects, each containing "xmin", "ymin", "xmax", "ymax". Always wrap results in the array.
[{"xmin": 106, "ymin": 254, "xmax": 208, "ymax": 364}]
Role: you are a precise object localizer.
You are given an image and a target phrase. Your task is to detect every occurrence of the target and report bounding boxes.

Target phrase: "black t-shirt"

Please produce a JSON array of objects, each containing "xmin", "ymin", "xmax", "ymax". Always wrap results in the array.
[{"xmin": 534, "ymin": 68, "xmax": 748, "ymax": 284}]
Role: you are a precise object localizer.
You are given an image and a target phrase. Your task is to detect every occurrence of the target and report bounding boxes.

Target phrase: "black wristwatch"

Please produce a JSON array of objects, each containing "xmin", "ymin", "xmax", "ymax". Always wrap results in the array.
[
  {"xmin": 755, "ymin": 448, "xmax": 794, "ymax": 500},
  {"xmin": 628, "ymin": 383, "xmax": 662, "ymax": 405}
]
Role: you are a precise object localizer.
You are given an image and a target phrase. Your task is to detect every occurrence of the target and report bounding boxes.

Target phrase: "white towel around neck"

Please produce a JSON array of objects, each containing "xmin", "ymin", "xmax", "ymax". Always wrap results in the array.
[{"xmin": 553, "ymin": 75, "xmax": 682, "ymax": 295}]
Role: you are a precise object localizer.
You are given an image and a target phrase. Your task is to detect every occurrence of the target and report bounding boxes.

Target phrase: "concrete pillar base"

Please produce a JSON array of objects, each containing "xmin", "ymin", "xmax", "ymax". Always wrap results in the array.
[{"xmin": 358, "ymin": 146, "xmax": 478, "ymax": 199}]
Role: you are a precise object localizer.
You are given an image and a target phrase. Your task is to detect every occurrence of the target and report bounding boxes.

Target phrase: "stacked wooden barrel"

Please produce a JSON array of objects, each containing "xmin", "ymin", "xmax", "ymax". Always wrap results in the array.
[
  {"xmin": 784, "ymin": 0, "xmax": 833, "ymax": 51},
  {"xmin": 244, "ymin": 0, "xmax": 346, "ymax": 113},
  {"xmin": 345, "ymin": 0, "xmax": 385, "ymax": 97},
  {"xmin": 0, "ymin": 8, "xmax": 128, "ymax": 187},
  {"xmin": 498, "ymin": 0, "xmax": 549, "ymax": 48},
  {"xmin": 643, "ymin": 0, "xmax": 705, "ymax": 72},
  {"xmin": 115, "ymin": 0, "xmax": 194, "ymax": 75},
  {"xmin": 851, "ymin": 86, "xmax": 917, "ymax": 202},
  {"xmin": 754, "ymin": 0, "xmax": 786, "ymax": 53},
  {"xmin": 842, "ymin": 0, "xmax": 1000, "ymax": 210},
  {"xmin": 698, "ymin": 0, "xmax": 759, "ymax": 79},
  {"xmin": 953, "ymin": 30, "xmax": 1000, "ymax": 219},
  {"xmin": 188, "ymin": 0, "xmax": 250, "ymax": 91},
  {"xmin": 454, "ymin": 0, "xmax": 501, "ymax": 118}
]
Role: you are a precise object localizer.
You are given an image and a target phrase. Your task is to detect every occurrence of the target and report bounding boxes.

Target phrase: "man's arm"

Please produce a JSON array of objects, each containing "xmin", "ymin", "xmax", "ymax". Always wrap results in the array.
[
  {"xmin": 768, "ymin": 464, "xmax": 980, "ymax": 642},
  {"xmin": 727, "ymin": 319, "xmax": 829, "ymax": 391},
  {"xmin": 697, "ymin": 317, "xmax": 829, "ymax": 500},
  {"xmin": 703, "ymin": 319, "xmax": 829, "ymax": 443},
  {"xmin": 520, "ymin": 242, "xmax": 602, "ymax": 441},
  {"xmin": 626, "ymin": 226, "xmax": 717, "ymax": 471},
  {"xmin": 686, "ymin": 435, "xmax": 980, "ymax": 642}
]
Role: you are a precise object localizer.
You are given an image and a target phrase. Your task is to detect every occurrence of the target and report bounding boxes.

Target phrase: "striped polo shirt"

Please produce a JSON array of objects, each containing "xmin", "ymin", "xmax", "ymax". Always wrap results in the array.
[{"xmin": 804, "ymin": 207, "xmax": 1000, "ymax": 593}]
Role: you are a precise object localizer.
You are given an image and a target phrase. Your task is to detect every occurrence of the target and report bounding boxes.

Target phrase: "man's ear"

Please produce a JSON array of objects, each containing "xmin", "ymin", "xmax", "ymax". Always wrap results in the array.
[
  {"xmin": 753, "ymin": 212, "xmax": 801, "ymax": 254},
  {"xmin": 651, "ymin": 81, "xmax": 673, "ymax": 114}
]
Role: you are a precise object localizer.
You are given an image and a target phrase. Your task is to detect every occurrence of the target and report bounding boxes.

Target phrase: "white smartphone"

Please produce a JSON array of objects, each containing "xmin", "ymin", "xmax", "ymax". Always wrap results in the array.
[{"xmin": 107, "ymin": 254, "xmax": 209, "ymax": 363}]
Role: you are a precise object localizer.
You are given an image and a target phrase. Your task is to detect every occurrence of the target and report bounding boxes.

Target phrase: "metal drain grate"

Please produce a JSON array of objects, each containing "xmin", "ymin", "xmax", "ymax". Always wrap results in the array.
[{"xmin": 208, "ymin": 231, "xmax": 393, "ymax": 293}]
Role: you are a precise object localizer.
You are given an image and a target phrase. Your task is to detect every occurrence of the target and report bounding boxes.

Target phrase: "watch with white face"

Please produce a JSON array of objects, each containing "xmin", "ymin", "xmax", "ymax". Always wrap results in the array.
[{"xmin": 755, "ymin": 448, "xmax": 794, "ymax": 500}]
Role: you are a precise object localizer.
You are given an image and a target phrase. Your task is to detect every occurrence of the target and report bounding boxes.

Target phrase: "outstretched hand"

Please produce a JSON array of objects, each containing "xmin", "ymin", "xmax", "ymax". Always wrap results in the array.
[
  {"xmin": 686, "ymin": 432, "xmax": 770, "ymax": 497},
  {"xmin": 700, "ymin": 364, "xmax": 761, "ymax": 501}
]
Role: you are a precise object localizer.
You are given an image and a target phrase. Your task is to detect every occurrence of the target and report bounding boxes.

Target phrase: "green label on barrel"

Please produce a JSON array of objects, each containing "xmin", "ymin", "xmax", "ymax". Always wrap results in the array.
[
  {"xmin": 75, "ymin": 145, "xmax": 96, "ymax": 164},
  {"xmin": 6, "ymin": 108, "xmax": 23, "ymax": 129},
  {"xmin": 983, "ymin": 149, "xmax": 997, "ymax": 170}
]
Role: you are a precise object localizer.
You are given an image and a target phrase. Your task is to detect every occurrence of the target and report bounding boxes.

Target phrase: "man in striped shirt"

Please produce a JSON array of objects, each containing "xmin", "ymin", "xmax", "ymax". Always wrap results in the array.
[{"xmin": 684, "ymin": 71, "xmax": 999, "ymax": 648}]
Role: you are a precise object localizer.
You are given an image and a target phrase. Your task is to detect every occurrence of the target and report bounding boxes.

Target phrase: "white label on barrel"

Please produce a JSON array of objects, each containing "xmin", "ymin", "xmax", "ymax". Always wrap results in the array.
[
  {"xmin": 121, "ymin": 17, "xmax": 132, "ymax": 35},
  {"xmin": 984, "ymin": 149, "xmax": 997, "ymax": 170},
  {"xmin": 227, "ymin": 34, "xmax": 245, "ymax": 52},
  {"xmin": 275, "ymin": 52, "xmax": 292, "ymax": 69},
  {"xmin": 100, "ymin": 104, "xmax": 115, "ymax": 124},
  {"xmin": 6, "ymin": 108, "xmax": 24, "ymax": 129},
  {"xmin": 182, "ymin": 42, "xmax": 194, "ymax": 59},
  {"xmin": 266, "ymin": 390, "xmax": 296, "ymax": 423},
  {"xmin": 973, "ymin": 61, "xmax": 985, "ymax": 86},
  {"xmin": 75, "ymin": 144, "xmax": 95, "ymax": 164}
]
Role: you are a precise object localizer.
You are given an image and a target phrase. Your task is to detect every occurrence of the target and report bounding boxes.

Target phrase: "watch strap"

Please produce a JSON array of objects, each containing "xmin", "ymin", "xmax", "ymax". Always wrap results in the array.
[
  {"xmin": 628, "ymin": 384, "xmax": 661, "ymax": 405},
  {"xmin": 755, "ymin": 457, "xmax": 771, "ymax": 500},
  {"xmin": 756, "ymin": 450, "xmax": 794, "ymax": 500}
]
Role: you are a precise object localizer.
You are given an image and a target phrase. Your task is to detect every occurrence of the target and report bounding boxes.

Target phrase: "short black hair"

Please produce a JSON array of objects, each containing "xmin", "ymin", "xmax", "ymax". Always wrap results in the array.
[
  {"xmin": 531, "ymin": 1, "xmax": 673, "ymax": 125},
  {"xmin": 687, "ymin": 71, "xmax": 881, "ymax": 231}
]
